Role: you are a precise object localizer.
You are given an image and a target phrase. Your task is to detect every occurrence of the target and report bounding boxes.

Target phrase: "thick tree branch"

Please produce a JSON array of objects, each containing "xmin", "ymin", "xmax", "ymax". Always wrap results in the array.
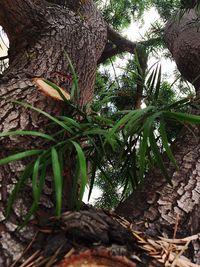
[
  {"xmin": 107, "ymin": 26, "xmax": 137, "ymax": 53},
  {"xmin": 0, "ymin": 0, "xmax": 47, "ymax": 42},
  {"xmin": 0, "ymin": 55, "xmax": 8, "ymax": 61},
  {"xmin": 98, "ymin": 25, "xmax": 137, "ymax": 63},
  {"xmin": 98, "ymin": 43, "xmax": 121, "ymax": 64}
]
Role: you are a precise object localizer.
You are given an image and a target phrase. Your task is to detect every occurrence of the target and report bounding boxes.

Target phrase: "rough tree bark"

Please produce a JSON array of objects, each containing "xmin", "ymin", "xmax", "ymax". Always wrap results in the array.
[
  {"xmin": 117, "ymin": 8, "xmax": 200, "ymax": 264},
  {"xmin": 0, "ymin": 0, "xmax": 108, "ymax": 265},
  {"xmin": 0, "ymin": 1, "xmax": 199, "ymax": 266}
]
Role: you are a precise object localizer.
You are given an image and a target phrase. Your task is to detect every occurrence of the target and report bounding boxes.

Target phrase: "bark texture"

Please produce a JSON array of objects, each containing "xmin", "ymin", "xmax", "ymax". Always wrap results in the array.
[
  {"xmin": 0, "ymin": 0, "xmax": 107, "ymax": 265},
  {"xmin": 0, "ymin": 1, "xmax": 200, "ymax": 266},
  {"xmin": 117, "ymin": 126, "xmax": 200, "ymax": 263},
  {"xmin": 117, "ymin": 10, "xmax": 200, "ymax": 264},
  {"xmin": 164, "ymin": 9, "xmax": 200, "ymax": 91}
]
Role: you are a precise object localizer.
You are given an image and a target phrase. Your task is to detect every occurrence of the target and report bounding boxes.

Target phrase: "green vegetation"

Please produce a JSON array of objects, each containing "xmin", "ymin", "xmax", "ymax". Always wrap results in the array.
[
  {"xmin": 0, "ymin": 0, "xmax": 199, "ymax": 221},
  {"xmin": 0, "ymin": 58, "xmax": 199, "ymax": 222}
]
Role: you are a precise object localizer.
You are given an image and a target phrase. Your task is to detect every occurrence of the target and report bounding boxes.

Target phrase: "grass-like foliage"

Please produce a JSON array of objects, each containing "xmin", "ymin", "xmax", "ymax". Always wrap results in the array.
[{"xmin": 0, "ymin": 62, "xmax": 200, "ymax": 226}]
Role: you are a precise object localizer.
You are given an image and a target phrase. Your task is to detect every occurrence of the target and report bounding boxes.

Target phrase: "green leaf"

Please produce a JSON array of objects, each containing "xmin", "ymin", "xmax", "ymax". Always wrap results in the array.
[
  {"xmin": 138, "ymin": 111, "xmax": 163, "ymax": 182},
  {"xmin": 71, "ymin": 141, "xmax": 87, "ymax": 210},
  {"xmin": 147, "ymin": 68, "xmax": 157, "ymax": 96},
  {"xmin": 0, "ymin": 130, "xmax": 56, "ymax": 141},
  {"xmin": 165, "ymin": 111, "xmax": 200, "ymax": 124},
  {"xmin": 109, "ymin": 110, "xmax": 138, "ymax": 135},
  {"xmin": 154, "ymin": 64, "xmax": 162, "ymax": 101},
  {"xmin": 43, "ymin": 79, "xmax": 70, "ymax": 102},
  {"xmin": 93, "ymin": 115, "xmax": 114, "ymax": 126},
  {"xmin": 6, "ymin": 163, "xmax": 34, "ymax": 217},
  {"xmin": 88, "ymin": 160, "xmax": 97, "ymax": 201},
  {"xmin": 121, "ymin": 175, "xmax": 129, "ymax": 200},
  {"xmin": 138, "ymin": 121, "xmax": 150, "ymax": 183},
  {"xmin": 12, "ymin": 100, "xmax": 74, "ymax": 134},
  {"xmin": 58, "ymin": 116, "xmax": 81, "ymax": 129},
  {"xmin": 19, "ymin": 162, "xmax": 47, "ymax": 229},
  {"xmin": 87, "ymin": 136, "xmax": 102, "ymax": 156},
  {"xmin": 64, "ymin": 51, "xmax": 79, "ymax": 100},
  {"xmin": 32, "ymin": 158, "xmax": 41, "ymax": 200},
  {"xmin": 149, "ymin": 131, "xmax": 172, "ymax": 184},
  {"xmin": 0, "ymin": 150, "xmax": 42, "ymax": 166},
  {"xmin": 124, "ymin": 106, "xmax": 154, "ymax": 133},
  {"xmin": 18, "ymin": 201, "xmax": 39, "ymax": 230},
  {"xmin": 166, "ymin": 97, "xmax": 191, "ymax": 110},
  {"xmin": 51, "ymin": 147, "xmax": 63, "ymax": 217},
  {"xmin": 83, "ymin": 128, "xmax": 108, "ymax": 136},
  {"xmin": 159, "ymin": 118, "xmax": 177, "ymax": 168}
]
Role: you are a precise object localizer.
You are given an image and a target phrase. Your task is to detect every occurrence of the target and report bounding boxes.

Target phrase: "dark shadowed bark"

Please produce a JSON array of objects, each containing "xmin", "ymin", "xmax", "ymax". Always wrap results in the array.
[
  {"xmin": 0, "ymin": 1, "xmax": 200, "ymax": 266},
  {"xmin": 164, "ymin": 9, "xmax": 200, "ymax": 91},
  {"xmin": 0, "ymin": 0, "xmax": 108, "ymax": 264}
]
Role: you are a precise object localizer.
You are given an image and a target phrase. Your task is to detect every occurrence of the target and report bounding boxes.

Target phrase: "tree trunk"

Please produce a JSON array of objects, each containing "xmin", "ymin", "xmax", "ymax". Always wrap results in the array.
[
  {"xmin": 0, "ymin": 0, "xmax": 107, "ymax": 265},
  {"xmin": 117, "ymin": 9, "xmax": 200, "ymax": 264},
  {"xmin": 164, "ymin": 8, "xmax": 200, "ymax": 91},
  {"xmin": 117, "ymin": 125, "xmax": 200, "ymax": 263},
  {"xmin": 0, "ymin": 1, "xmax": 200, "ymax": 266}
]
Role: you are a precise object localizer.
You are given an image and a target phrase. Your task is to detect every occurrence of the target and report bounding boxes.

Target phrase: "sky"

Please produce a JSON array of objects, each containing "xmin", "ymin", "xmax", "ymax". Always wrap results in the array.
[
  {"xmin": 107, "ymin": 7, "xmax": 176, "ymax": 82},
  {"xmin": 0, "ymin": 26, "xmax": 8, "ymax": 56},
  {"xmin": 0, "ymin": 7, "xmax": 176, "ymax": 77},
  {"xmin": 84, "ymin": 7, "xmax": 177, "ymax": 204},
  {"xmin": 0, "ymin": 7, "xmax": 177, "ymax": 204}
]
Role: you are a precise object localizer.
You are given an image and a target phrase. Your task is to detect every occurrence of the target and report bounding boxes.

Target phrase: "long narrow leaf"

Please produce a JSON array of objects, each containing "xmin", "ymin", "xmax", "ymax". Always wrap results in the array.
[
  {"xmin": 71, "ymin": 141, "xmax": 87, "ymax": 209},
  {"xmin": 58, "ymin": 116, "xmax": 81, "ymax": 129},
  {"xmin": 43, "ymin": 79, "xmax": 70, "ymax": 102},
  {"xmin": 6, "ymin": 163, "xmax": 34, "ymax": 217},
  {"xmin": 0, "ymin": 130, "xmax": 56, "ymax": 141},
  {"xmin": 32, "ymin": 158, "xmax": 41, "ymax": 200},
  {"xmin": 165, "ymin": 111, "xmax": 200, "ymax": 124},
  {"xmin": 19, "ymin": 162, "xmax": 47, "ymax": 228},
  {"xmin": 88, "ymin": 160, "xmax": 97, "ymax": 201},
  {"xmin": 109, "ymin": 110, "xmax": 137, "ymax": 135},
  {"xmin": 64, "ymin": 51, "xmax": 79, "ymax": 100},
  {"xmin": 159, "ymin": 118, "xmax": 177, "ymax": 168},
  {"xmin": 166, "ymin": 97, "xmax": 191, "ymax": 110},
  {"xmin": 154, "ymin": 65, "xmax": 162, "ymax": 101},
  {"xmin": 12, "ymin": 100, "xmax": 74, "ymax": 134},
  {"xmin": 0, "ymin": 150, "xmax": 42, "ymax": 166},
  {"xmin": 18, "ymin": 201, "xmax": 39, "ymax": 230},
  {"xmin": 124, "ymin": 106, "xmax": 155, "ymax": 133},
  {"xmin": 149, "ymin": 131, "xmax": 172, "ymax": 184},
  {"xmin": 138, "ymin": 111, "xmax": 163, "ymax": 182},
  {"xmin": 51, "ymin": 148, "xmax": 63, "ymax": 216}
]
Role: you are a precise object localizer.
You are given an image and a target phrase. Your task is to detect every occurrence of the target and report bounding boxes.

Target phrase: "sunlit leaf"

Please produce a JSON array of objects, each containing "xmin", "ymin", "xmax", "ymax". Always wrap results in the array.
[{"xmin": 43, "ymin": 79, "xmax": 70, "ymax": 102}]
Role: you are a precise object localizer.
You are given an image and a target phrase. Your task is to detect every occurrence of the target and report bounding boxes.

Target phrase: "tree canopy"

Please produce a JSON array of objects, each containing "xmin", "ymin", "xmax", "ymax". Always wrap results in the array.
[{"xmin": 0, "ymin": 0, "xmax": 200, "ymax": 266}]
